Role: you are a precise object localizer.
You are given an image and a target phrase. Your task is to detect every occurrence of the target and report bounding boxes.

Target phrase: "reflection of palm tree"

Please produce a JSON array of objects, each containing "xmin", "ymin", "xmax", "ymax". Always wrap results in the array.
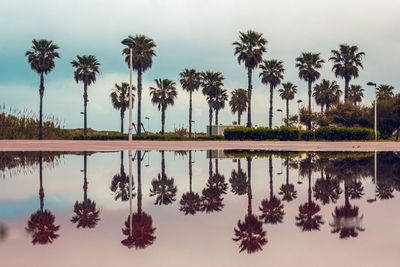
[
  {"xmin": 376, "ymin": 182, "xmax": 394, "ymax": 200},
  {"xmin": 110, "ymin": 151, "xmax": 135, "ymax": 201},
  {"xmin": 279, "ymin": 158, "xmax": 297, "ymax": 202},
  {"xmin": 330, "ymin": 180, "xmax": 364, "ymax": 239},
  {"xmin": 150, "ymin": 151, "xmax": 177, "ymax": 205},
  {"xmin": 26, "ymin": 152, "xmax": 60, "ymax": 245},
  {"xmin": 313, "ymin": 168, "xmax": 342, "ymax": 205},
  {"xmin": 229, "ymin": 159, "xmax": 248, "ymax": 196},
  {"xmin": 179, "ymin": 151, "xmax": 201, "ymax": 215},
  {"xmin": 260, "ymin": 156, "xmax": 285, "ymax": 224},
  {"xmin": 71, "ymin": 152, "xmax": 100, "ymax": 229},
  {"xmin": 201, "ymin": 152, "xmax": 227, "ymax": 213},
  {"xmin": 347, "ymin": 179, "xmax": 364, "ymax": 199},
  {"xmin": 296, "ymin": 157, "xmax": 324, "ymax": 231},
  {"xmin": 233, "ymin": 157, "xmax": 267, "ymax": 254},
  {"xmin": 122, "ymin": 151, "xmax": 156, "ymax": 249}
]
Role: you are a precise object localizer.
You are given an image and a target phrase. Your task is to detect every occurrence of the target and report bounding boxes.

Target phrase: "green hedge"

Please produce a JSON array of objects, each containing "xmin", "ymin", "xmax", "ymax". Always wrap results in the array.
[
  {"xmin": 224, "ymin": 126, "xmax": 377, "ymax": 141},
  {"xmin": 72, "ymin": 133, "xmax": 224, "ymax": 141}
]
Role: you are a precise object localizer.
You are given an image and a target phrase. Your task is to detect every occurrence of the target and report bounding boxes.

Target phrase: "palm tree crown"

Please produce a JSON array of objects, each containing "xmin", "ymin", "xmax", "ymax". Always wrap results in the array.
[
  {"xmin": 229, "ymin": 88, "xmax": 248, "ymax": 125},
  {"xmin": 376, "ymin": 84, "xmax": 395, "ymax": 100},
  {"xmin": 110, "ymin": 82, "xmax": 135, "ymax": 134},
  {"xmin": 71, "ymin": 55, "xmax": 100, "ymax": 85},
  {"xmin": 213, "ymin": 88, "xmax": 228, "ymax": 125},
  {"xmin": 279, "ymin": 82, "xmax": 297, "ymax": 126},
  {"xmin": 348, "ymin": 85, "xmax": 364, "ymax": 105},
  {"xmin": 313, "ymin": 79, "xmax": 342, "ymax": 113}
]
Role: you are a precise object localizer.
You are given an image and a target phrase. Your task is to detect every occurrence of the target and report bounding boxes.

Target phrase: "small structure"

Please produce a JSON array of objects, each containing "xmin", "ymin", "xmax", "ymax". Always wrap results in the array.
[{"xmin": 206, "ymin": 124, "xmax": 241, "ymax": 136}]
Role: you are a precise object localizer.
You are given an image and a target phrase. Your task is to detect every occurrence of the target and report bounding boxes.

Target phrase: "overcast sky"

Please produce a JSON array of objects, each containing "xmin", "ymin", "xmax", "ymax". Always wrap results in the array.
[{"xmin": 1, "ymin": 0, "xmax": 399, "ymax": 132}]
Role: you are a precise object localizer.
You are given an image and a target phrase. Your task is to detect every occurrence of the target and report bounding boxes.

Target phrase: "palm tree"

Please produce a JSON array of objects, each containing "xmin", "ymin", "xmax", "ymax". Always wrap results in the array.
[
  {"xmin": 71, "ymin": 152, "xmax": 100, "ymax": 228},
  {"xmin": 313, "ymin": 79, "xmax": 341, "ymax": 113},
  {"xmin": 110, "ymin": 82, "xmax": 135, "ymax": 134},
  {"xmin": 329, "ymin": 44, "xmax": 365, "ymax": 101},
  {"xmin": 229, "ymin": 159, "xmax": 248, "ymax": 196},
  {"xmin": 295, "ymin": 52, "xmax": 324, "ymax": 129},
  {"xmin": 122, "ymin": 35, "xmax": 156, "ymax": 136},
  {"xmin": 279, "ymin": 158, "xmax": 298, "ymax": 201},
  {"xmin": 229, "ymin": 88, "xmax": 248, "ymax": 125},
  {"xmin": 233, "ymin": 157, "xmax": 267, "ymax": 254},
  {"xmin": 233, "ymin": 30, "xmax": 267, "ymax": 127},
  {"xmin": 26, "ymin": 152, "xmax": 60, "ymax": 244},
  {"xmin": 110, "ymin": 151, "xmax": 136, "ymax": 202},
  {"xmin": 122, "ymin": 151, "xmax": 156, "ymax": 249},
  {"xmin": 376, "ymin": 84, "xmax": 395, "ymax": 100},
  {"xmin": 259, "ymin": 60, "xmax": 285, "ymax": 128},
  {"xmin": 149, "ymin": 79, "xmax": 178, "ymax": 134},
  {"xmin": 179, "ymin": 151, "xmax": 202, "ymax": 215},
  {"xmin": 348, "ymin": 85, "xmax": 364, "ymax": 106},
  {"xmin": 278, "ymin": 82, "xmax": 297, "ymax": 126},
  {"xmin": 179, "ymin": 69, "xmax": 201, "ymax": 138},
  {"xmin": 259, "ymin": 156, "xmax": 285, "ymax": 224},
  {"xmin": 25, "ymin": 39, "xmax": 60, "ymax": 139},
  {"xmin": 313, "ymin": 168, "xmax": 342, "ymax": 205},
  {"xmin": 71, "ymin": 55, "xmax": 100, "ymax": 136},
  {"xmin": 150, "ymin": 151, "xmax": 177, "ymax": 205},
  {"xmin": 213, "ymin": 88, "xmax": 228, "ymax": 125},
  {"xmin": 201, "ymin": 71, "xmax": 224, "ymax": 136}
]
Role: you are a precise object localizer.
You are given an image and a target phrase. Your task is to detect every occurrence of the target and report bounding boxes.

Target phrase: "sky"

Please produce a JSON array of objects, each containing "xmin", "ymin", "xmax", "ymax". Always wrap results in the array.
[{"xmin": 1, "ymin": 0, "xmax": 400, "ymax": 132}]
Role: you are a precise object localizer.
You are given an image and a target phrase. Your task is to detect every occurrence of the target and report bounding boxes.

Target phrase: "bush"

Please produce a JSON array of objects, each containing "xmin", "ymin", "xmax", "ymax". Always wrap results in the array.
[
  {"xmin": 315, "ymin": 126, "xmax": 377, "ymax": 141},
  {"xmin": 300, "ymin": 130, "xmax": 315, "ymax": 141}
]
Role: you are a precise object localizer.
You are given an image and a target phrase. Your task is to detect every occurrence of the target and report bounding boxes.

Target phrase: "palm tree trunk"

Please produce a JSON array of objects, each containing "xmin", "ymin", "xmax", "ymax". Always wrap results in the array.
[
  {"xmin": 247, "ymin": 157, "xmax": 252, "ymax": 216},
  {"xmin": 215, "ymin": 109, "xmax": 219, "ymax": 126},
  {"xmin": 161, "ymin": 106, "xmax": 166, "ymax": 135},
  {"xmin": 286, "ymin": 162, "xmax": 289, "ymax": 185},
  {"xmin": 286, "ymin": 99, "xmax": 289, "ymax": 127},
  {"xmin": 83, "ymin": 152, "xmax": 88, "ymax": 202},
  {"xmin": 344, "ymin": 77, "xmax": 350, "ymax": 102},
  {"xmin": 208, "ymin": 150, "xmax": 212, "ymax": 178},
  {"xmin": 215, "ymin": 158, "xmax": 219, "ymax": 174},
  {"xmin": 120, "ymin": 151, "xmax": 124, "ymax": 175},
  {"xmin": 208, "ymin": 105, "xmax": 212, "ymax": 136},
  {"xmin": 189, "ymin": 91, "xmax": 193, "ymax": 138},
  {"xmin": 161, "ymin": 151, "xmax": 165, "ymax": 178},
  {"xmin": 120, "ymin": 109, "xmax": 124, "ymax": 134},
  {"xmin": 39, "ymin": 151, "xmax": 44, "ymax": 210},
  {"xmin": 321, "ymin": 105, "xmax": 323, "ymax": 114},
  {"xmin": 238, "ymin": 112, "xmax": 241, "ymax": 125},
  {"xmin": 269, "ymin": 84, "xmax": 273, "ymax": 128},
  {"xmin": 137, "ymin": 150, "xmax": 142, "ymax": 214},
  {"xmin": 247, "ymin": 68, "xmax": 252, "ymax": 128},
  {"xmin": 39, "ymin": 73, "xmax": 44, "ymax": 140},
  {"xmin": 83, "ymin": 83, "xmax": 88, "ymax": 136},
  {"xmin": 308, "ymin": 156, "xmax": 312, "ymax": 203},
  {"xmin": 308, "ymin": 81, "xmax": 312, "ymax": 130},
  {"xmin": 269, "ymin": 156, "xmax": 273, "ymax": 200},
  {"xmin": 189, "ymin": 151, "xmax": 192, "ymax": 193},
  {"xmin": 238, "ymin": 158, "xmax": 241, "ymax": 171},
  {"xmin": 137, "ymin": 69, "xmax": 143, "ymax": 136}
]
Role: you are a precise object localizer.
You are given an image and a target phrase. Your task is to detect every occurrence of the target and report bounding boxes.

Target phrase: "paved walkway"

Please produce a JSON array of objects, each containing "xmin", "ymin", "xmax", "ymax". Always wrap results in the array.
[{"xmin": 1, "ymin": 140, "xmax": 400, "ymax": 151}]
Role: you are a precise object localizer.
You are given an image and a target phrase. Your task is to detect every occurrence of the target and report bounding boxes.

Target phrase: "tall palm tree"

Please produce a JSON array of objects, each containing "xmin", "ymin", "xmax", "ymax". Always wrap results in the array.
[
  {"xmin": 110, "ymin": 82, "xmax": 135, "ymax": 134},
  {"xmin": 213, "ymin": 88, "xmax": 228, "ymax": 125},
  {"xmin": 233, "ymin": 157, "xmax": 267, "ymax": 254},
  {"xmin": 149, "ymin": 79, "xmax": 178, "ymax": 134},
  {"xmin": 229, "ymin": 159, "xmax": 248, "ymax": 196},
  {"xmin": 329, "ymin": 44, "xmax": 365, "ymax": 101},
  {"xmin": 348, "ymin": 85, "xmax": 364, "ymax": 106},
  {"xmin": 229, "ymin": 88, "xmax": 248, "ymax": 125},
  {"xmin": 278, "ymin": 82, "xmax": 297, "ymax": 126},
  {"xmin": 259, "ymin": 60, "xmax": 285, "ymax": 128},
  {"xmin": 71, "ymin": 55, "xmax": 100, "ymax": 136},
  {"xmin": 110, "ymin": 151, "xmax": 135, "ymax": 201},
  {"xmin": 179, "ymin": 151, "xmax": 201, "ymax": 215},
  {"xmin": 295, "ymin": 52, "xmax": 324, "ymax": 129},
  {"xmin": 233, "ymin": 30, "xmax": 267, "ymax": 127},
  {"xmin": 376, "ymin": 84, "xmax": 395, "ymax": 100},
  {"xmin": 179, "ymin": 69, "xmax": 201, "ymax": 138},
  {"xmin": 25, "ymin": 39, "xmax": 60, "ymax": 139},
  {"xmin": 313, "ymin": 79, "xmax": 341, "ymax": 113},
  {"xmin": 71, "ymin": 152, "xmax": 100, "ymax": 228},
  {"xmin": 26, "ymin": 152, "xmax": 60, "ymax": 245},
  {"xmin": 150, "ymin": 151, "xmax": 177, "ymax": 205},
  {"xmin": 279, "ymin": 158, "xmax": 298, "ymax": 201},
  {"xmin": 122, "ymin": 151, "xmax": 156, "ymax": 249},
  {"xmin": 122, "ymin": 35, "xmax": 157, "ymax": 136},
  {"xmin": 259, "ymin": 156, "xmax": 285, "ymax": 224},
  {"xmin": 201, "ymin": 71, "xmax": 224, "ymax": 136}
]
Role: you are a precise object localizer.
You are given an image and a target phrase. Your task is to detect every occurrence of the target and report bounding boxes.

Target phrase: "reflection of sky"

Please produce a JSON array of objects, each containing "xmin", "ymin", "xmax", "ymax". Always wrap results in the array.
[{"xmin": 0, "ymin": 151, "xmax": 400, "ymax": 267}]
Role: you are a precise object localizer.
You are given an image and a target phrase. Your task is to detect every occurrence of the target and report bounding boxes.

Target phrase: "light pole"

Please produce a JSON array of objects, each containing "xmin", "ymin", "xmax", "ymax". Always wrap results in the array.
[
  {"xmin": 145, "ymin": 117, "xmax": 150, "ymax": 134},
  {"xmin": 367, "ymin": 82, "xmax": 378, "ymax": 141},
  {"xmin": 277, "ymin": 109, "xmax": 283, "ymax": 127},
  {"xmin": 192, "ymin": 120, "xmax": 195, "ymax": 138},
  {"xmin": 121, "ymin": 38, "xmax": 134, "ymax": 141},
  {"xmin": 297, "ymin": 99, "xmax": 303, "ymax": 129}
]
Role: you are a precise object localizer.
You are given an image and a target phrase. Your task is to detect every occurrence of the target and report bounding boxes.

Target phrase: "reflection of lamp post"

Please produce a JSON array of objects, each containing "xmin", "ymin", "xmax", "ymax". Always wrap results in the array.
[
  {"xmin": 367, "ymin": 151, "xmax": 378, "ymax": 203},
  {"xmin": 192, "ymin": 120, "xmax": 196, "ymax": 138},
  {"xmin": 277, "ymin": 109, "xmax": 283, "ymax": 127},
  {"xmin": 121, "ymin": 38, "xmax": 134, "ymax": 141},
  {"xmin": 367, "ymin": 82, "xmax": 377, "ymax": 141},
  {"xmin": 297, "ymin": 99, "xmax": 303, "ymax": 129},
  {"xmin": 145, "ymin": 117, "xmax": 150, "ymax": 134},
  {"xmin": 277, "ymin": 157, "xmax": 283, "ymax": 175}
]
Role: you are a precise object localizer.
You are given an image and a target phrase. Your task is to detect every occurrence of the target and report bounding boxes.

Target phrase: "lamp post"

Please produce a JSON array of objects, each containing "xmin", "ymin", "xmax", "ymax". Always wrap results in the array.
[
  {"xmin": 121, "ymin": 38, "xmax": 134, "ymax": 141},
  {"xmin": 367, "ymin": 82, "xmax": 377, "ymax": 141},
  {"xmin": 297, "ymin": 99, "xmax": 303, "ymax": 129},
  {"xmin": 192, "ymin": 120, "xmax": 196, "ymax": 138},
  {"xmin": 145, "ymin": 117, "xmax": 150, "ymax": 134},
  {"xmin": 277, "ymin": 109, "xmax": 283, "ymax": 127}
]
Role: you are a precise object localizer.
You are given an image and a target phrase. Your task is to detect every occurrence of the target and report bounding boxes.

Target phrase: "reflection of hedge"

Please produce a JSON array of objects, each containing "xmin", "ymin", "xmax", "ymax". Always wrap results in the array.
[
  {"xmin": 223, "ymin": 150, "xmax": 374, "ymax": 159},
  {"xmin": 224, "ymin": 126, "xmax": 377, "ymax": 141}
]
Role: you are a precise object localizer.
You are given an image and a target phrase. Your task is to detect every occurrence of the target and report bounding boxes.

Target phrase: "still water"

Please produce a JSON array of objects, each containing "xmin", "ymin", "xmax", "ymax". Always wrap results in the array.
[{"xmin": 0, "ymin": 150, "xmax": 399, "ymax": 267}]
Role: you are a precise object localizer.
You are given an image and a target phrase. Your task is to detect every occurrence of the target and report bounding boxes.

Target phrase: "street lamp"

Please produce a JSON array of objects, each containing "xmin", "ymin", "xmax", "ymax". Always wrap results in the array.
[
  {"xmin": 367, "ymin": 82, "xmax": 378, "ymax": 141},
  {"xmin": 297, "ymin": 99, "xmax": 303, "ymax": 129},
  {"xmin": 145, "ymin": 117, "xmax": 150, "ymax": 134},
  {"xmin": 121, "ymin": 37, "xmax": 134, "ymax": 141},
  {"xmin": 277, "ymin": 109, "xmax": 283, "ymax": 127},
  {"xmin": 192, "ymin": 120, "xmax": 195, "ymax": 138}
]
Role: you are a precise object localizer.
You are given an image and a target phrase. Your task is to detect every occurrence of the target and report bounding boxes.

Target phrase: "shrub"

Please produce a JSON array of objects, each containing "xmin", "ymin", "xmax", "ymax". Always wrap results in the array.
[
  {"xmin": 315, "ymin": 126, "xmax": 376, "ymax": 141},
  {"xmin": 300, "ymin": 130, "xmax": 315, "ymax": 141}
]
